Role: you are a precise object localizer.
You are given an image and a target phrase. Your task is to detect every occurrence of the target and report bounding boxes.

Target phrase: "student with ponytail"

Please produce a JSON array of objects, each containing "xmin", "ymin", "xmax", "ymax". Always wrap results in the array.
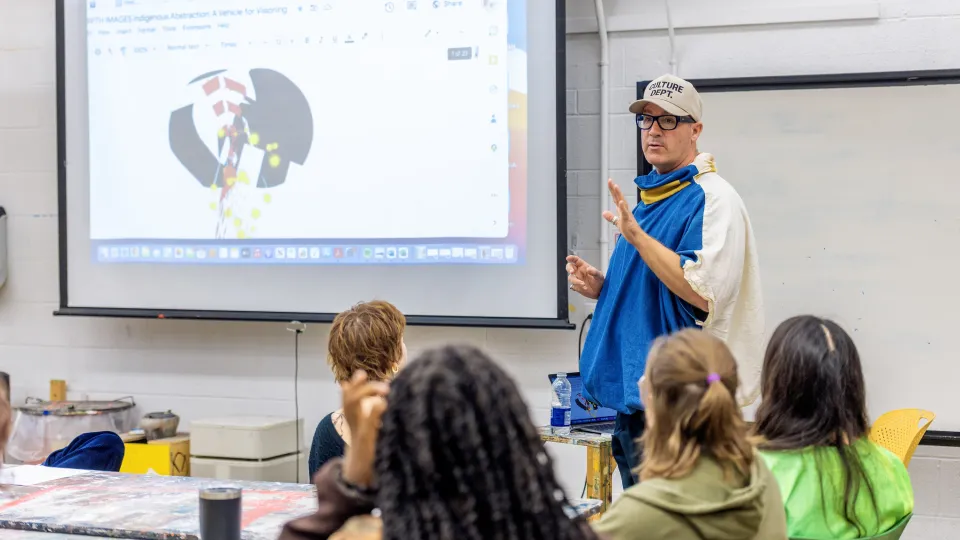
[
  {"xmin": 593, "ymin": 329, "xmax": 786, "ymax": 540},
  {"xmin": 753, "ymin": 316, "xmax": 913, "ymax": 539}
]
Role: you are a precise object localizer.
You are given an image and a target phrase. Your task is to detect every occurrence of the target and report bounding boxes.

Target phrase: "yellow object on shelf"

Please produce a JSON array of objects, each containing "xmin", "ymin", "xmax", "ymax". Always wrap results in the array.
[
  {"xmin": 120, "ymin": 434, "xmax": 190, "ymax": 476},
  {"xmin": 868, "ymin": 409, "xmax": 935, "ymax": 467},
  {"xmin": 49, "ymin": 380, "xmax": 66, "ymax": 402}
]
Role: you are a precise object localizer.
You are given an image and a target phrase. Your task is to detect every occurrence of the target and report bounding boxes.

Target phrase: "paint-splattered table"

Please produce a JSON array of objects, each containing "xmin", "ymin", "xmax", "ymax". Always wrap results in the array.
[
  {"xmin": 1, "ymin": 532, "xmax": 111, "ymax": 539},
  {"xmin": 540, "ymin": 427, "xmax": 614, "ymax": 520},
  {"xmin": 0, "ymin": 468, "xmax": 317, "ymax": 539},
  {"xmin": 0, "ymin": 467, "xmax": 603, "ymax": 539}
]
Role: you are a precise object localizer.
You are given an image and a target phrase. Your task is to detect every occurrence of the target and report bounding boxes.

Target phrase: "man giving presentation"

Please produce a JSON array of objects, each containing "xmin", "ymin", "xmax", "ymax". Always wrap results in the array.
[{"xmin": 567, "ymin": 74, "xmax": 764, "ymax": 488}]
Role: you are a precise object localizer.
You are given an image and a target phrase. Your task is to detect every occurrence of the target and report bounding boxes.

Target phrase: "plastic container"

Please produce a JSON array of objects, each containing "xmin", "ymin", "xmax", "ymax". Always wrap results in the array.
[
  {"xmin": 7, "ymin": 398, "xmax": 136, "ymax": 463},
  {"xmin": 190, "ymin": 416, "xmax": 303, "ymax": 460},
  {"xmin": 190, "ymin": 452, "xmax": 307, "ymax": 483}
]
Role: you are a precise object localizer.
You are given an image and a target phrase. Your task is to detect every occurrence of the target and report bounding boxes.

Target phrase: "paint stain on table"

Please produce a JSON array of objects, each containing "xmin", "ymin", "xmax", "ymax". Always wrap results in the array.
[{"xmin": 0, "ymin": 472, "xmax": 317, "ymax": 540}]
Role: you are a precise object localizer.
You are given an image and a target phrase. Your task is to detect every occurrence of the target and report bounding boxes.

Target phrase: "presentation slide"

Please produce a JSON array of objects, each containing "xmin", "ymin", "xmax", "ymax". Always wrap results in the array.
[
  {"xmin": 85, "ymin": 0, "xmax": 525, "ymax": 266},
  {"xmin": 62, "ymin": 0, "xmax": 562, "ymax": 319}
]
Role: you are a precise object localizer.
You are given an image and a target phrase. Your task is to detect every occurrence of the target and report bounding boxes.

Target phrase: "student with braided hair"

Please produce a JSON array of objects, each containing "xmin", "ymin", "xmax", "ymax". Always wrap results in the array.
[
  {"xmin": 593, "ymin": 329, "xmax": 786, "ymax": 540},
  {"xmin": 280, "ymin": 345, "xmax": 599, "ymax": 540}
]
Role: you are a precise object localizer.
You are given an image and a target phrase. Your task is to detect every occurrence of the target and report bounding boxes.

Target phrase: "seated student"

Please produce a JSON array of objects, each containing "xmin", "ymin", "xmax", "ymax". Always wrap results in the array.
[
  {"xmin": 282, "ymin": 345, "xmax": 598, "ymax": 540},
  {"xmin": 753, "ymin": 316, "xmax": 913, "ymax": 539},
  {"xmin": 309, "ymin": 300, "xmax": 407, "ymax": 479},
  {"xmin": 593, "ymin": 329, "xmax": 787, "ymax": 540}
]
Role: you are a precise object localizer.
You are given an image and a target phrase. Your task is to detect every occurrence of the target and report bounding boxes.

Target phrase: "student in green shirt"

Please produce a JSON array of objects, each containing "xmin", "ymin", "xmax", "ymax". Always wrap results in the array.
[{"xmin": 753, "ymin": 316, "xmax": 914, "ymax": 539}]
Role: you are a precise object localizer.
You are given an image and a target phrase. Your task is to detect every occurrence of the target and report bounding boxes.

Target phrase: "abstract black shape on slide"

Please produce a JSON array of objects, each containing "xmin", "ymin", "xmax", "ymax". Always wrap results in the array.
[{"xmin": 168, "ymin": 68, "xmax": 313, "ymax": 189}]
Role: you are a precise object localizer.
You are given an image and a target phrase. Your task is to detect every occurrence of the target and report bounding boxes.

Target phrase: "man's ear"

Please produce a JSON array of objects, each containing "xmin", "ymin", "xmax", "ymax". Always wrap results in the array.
[{"xmin": 691, "ymin": 122, "xmax": 703, "ymax": 143}]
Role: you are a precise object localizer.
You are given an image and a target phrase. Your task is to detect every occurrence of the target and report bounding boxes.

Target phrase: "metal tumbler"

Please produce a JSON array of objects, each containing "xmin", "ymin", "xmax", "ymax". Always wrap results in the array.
[{"xmin": 199, "ymin": 486, "xmax": 242, "ymax": 540}]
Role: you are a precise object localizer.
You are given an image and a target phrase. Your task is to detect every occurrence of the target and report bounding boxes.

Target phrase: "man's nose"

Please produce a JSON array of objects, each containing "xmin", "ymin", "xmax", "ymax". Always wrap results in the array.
[{"xmin": 647, "ymin": 120, "xmax": 663, "ymax": 136}]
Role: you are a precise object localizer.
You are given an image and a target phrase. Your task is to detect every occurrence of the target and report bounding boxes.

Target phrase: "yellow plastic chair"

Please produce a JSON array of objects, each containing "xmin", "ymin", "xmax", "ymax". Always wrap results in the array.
[{"xmin": 868, "ymin": 409, "xmax": 935, "ymax": 467}]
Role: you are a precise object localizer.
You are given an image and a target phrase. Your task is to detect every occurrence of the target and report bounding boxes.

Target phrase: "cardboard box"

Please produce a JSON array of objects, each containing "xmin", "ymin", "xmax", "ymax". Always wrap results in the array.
[{"xmin": 120, "ymin": 434, "xmax": 190, "ymax": 476}]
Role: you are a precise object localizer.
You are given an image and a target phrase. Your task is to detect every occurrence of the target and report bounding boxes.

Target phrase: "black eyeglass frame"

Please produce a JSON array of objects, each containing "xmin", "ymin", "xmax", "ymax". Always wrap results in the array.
[{"xmin": 635, "ymin": 114, "xmax": 697, "ymax": 131}]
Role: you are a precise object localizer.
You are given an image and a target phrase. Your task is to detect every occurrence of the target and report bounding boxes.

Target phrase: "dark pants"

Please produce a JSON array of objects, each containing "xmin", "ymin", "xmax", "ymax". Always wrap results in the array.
[{"xmin": 612, "ymin": 410, "xmax": 646, "ymax": 489}]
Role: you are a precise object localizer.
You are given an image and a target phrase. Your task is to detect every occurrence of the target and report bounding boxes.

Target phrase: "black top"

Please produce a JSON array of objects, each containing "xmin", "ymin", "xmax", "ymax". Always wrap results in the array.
[{"xmin": 308, "ymin": 412, "xmax": 346, "ymax": 480}]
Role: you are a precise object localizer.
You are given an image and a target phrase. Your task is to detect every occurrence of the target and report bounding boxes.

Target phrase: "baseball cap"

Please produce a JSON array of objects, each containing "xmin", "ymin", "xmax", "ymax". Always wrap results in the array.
[{"xmin": 629, "ymin": 74, "xmax": 703, "ymax": 122}]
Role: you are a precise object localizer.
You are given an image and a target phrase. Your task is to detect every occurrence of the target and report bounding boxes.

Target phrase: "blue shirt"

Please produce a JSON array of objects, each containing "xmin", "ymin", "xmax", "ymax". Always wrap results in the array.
[{"xmin": 579, "ymin": 164, "xmax": 709, "ymax": 415}]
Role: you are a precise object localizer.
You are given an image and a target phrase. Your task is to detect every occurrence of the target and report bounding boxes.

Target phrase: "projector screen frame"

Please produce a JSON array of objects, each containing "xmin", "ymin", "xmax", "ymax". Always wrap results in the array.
[
  {"xmin": 54, "ymin": 0, "xmax": 574, "ymax": 330},
  {"xmin": 636, "ymin": 69, "xmax": 960, "ymax": 446}
]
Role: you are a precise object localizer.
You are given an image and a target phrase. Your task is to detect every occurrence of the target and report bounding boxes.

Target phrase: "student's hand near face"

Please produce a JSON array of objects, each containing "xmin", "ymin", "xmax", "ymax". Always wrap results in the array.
[{"xmin": 341, "ymin": 371, "xmax": 389, "ymax": 488}]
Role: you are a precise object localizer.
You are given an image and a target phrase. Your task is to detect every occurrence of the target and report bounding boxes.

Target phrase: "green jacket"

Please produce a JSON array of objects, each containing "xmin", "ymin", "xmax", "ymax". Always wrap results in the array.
[
  {"xmin": 759, "ymin": 439, "xmax": 914, "ymax": 539},
  {"xmin": 594, "ymin": 455, "xmax": 787, "ymax": 540}
]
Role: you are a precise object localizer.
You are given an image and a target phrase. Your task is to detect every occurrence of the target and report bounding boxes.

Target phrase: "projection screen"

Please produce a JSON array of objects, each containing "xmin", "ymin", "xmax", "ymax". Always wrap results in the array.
[{"xmin": 56, "ymin": 0, "xmax": 570, "ymax": 327}]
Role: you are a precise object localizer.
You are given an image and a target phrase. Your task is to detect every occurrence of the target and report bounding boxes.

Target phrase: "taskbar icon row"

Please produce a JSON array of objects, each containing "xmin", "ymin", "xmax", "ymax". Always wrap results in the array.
[{"xmin": 94, "ymin": 243, "xmax": 520, "ymax": 263}]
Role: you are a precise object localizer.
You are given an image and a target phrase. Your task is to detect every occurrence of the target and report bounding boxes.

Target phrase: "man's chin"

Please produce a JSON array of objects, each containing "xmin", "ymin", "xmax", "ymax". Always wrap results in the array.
[{"xmin": 643, "ymin": 152, "xmax": 669, "ymax": 168}]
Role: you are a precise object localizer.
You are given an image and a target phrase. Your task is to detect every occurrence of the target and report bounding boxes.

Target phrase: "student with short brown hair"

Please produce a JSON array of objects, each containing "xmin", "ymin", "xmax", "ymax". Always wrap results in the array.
[
  {"xmin": 326, "ymin": 301, "xmax": 407, "ymax": 383},
  {"xmin": 309, "ymin": 300, "xmax": 407, "ymax": 478},
  {"xmin": 593, "ymin": 329, "xmax": 787, "ymax": 540}
]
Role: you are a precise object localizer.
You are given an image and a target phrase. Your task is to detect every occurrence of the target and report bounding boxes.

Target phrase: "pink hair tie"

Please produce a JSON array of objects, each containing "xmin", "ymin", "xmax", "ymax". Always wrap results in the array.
[{"xmin": 706, "ymin": 373, "xmax": 722, "ymax": 385}]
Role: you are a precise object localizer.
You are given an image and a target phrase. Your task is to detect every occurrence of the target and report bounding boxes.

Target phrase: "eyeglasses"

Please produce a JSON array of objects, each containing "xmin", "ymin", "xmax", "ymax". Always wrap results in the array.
[{"xmin": 636, "ymin": 114, "xmax": 696, "ymax": 131}]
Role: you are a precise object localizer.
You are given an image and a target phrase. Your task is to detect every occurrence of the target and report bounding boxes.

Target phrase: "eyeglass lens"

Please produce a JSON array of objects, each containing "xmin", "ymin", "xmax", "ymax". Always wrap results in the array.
[{"xmin": 637, "ymin": 115, "xmax": 680, "ymax": 130}]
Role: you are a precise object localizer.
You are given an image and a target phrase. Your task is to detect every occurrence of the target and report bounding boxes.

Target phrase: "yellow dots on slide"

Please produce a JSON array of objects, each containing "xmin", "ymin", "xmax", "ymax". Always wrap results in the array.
[
  {"xmin": 226, "ymin": 176, "xmax": 237, "ymax": 186},
  {"xmin": 218, "ymin": 128, "xmax": 226, "ymax": 139},
  {"xmin": 225, "ymin": 208, "xmax": 233, "ymax": 218},
  {"xmin": 238, "ymin": 171, "xmax": 250, "ymax": 185},
  {"xmin": 250, "ymin": 227, "xmax": 256, "ymax": 234},
  {"xmin": 233, "ymin": 217, "xmax": 242, "ymax": 228},
  {"xmin": 263, "ymin": 193, "xmax": 272, "ymax": 204},
  {"xmin": 266, "ymin": 143, "xmax": 279, "ymax": 152},
  {"xmin": 249, "ymin": 132, "xmax": 261, "ymax": 146},
  {"xmin": 268, "ymin": 154, "xmax": 281, "ymax": 168},
  {"xmin": 251, "ymin": 208, "xmax": 261, "ymax": 220},
  {"xmin": 208, "ymin": 202, "xmax": 217, "ymax": 211},
  {"xmin": 237, "ymin": 230, "xmax": 247, "ymax": 239},
  {"xmin": 210, "ymin": 183, "xmax": 218, "ymax": 192}
]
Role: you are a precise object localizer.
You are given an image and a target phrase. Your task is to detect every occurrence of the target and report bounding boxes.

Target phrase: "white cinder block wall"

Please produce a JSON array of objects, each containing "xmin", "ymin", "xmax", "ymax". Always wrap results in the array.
[{"xmin": 1, "ymin": 0, "xmax": 958, "ymax": 537}]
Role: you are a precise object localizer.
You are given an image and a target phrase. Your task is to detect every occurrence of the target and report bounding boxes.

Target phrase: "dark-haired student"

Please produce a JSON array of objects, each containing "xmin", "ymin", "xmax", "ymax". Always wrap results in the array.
[
  {"xmin": 281, "ymin": 345, "xmax": 599, "ymax": 540},
  {"xmin": 753, "ymin": 316, "xmax": 913, "ymax": 539}
]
